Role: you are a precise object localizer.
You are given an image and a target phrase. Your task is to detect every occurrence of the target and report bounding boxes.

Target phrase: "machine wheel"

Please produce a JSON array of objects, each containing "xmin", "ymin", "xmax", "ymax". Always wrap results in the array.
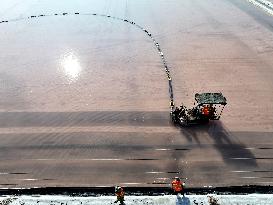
[
  {"xmin": 170, "ymin": 112, "xmax": 176, "ymax": 123},
  {"xmin": 178, "ymin": 115, "xmax": 189, "ymax": 126},
  {"xmin": 200, "ymin": 118, "xmax": 210, "ymax": 124},
  {"xmin": 170, "ymin": 112, "xmax": 179, "ymax": 125}
]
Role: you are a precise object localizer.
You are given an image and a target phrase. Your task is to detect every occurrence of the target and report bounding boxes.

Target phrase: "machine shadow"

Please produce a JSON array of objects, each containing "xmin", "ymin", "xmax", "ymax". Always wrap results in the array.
[
  {"xmin": 180, "ymin": 121, "xmax": 257, "ymax": 167},
  {"xmin": 176, "ymin": 195, "xmax": 190, "ymax": 205}
]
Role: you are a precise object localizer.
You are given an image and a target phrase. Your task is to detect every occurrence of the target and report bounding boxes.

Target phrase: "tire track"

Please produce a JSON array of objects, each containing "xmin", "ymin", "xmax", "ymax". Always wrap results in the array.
[{"xmin": 0, "ymin": 12, "xmax": 175, "ymax": 112}]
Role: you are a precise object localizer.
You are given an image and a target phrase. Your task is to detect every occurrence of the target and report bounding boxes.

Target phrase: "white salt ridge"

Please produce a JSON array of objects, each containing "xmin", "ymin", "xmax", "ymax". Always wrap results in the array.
[
  {"xmin": 2, "ymin": 194, "xmax": 273, "ymax": 205},
  {"xmin": 246, "ymin": 0, "xmax": 273, "ymax": 16}
]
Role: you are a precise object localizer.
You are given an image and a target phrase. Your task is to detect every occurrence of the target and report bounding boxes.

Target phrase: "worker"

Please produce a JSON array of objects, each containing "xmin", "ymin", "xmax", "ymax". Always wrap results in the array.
[
  {"xmin": 171, "ymin": 177, "xmax": 185, "ymax": 196},
  {"xmin": 114, "ymin": 186, "xmax": 125, "ymax": 205},
  {"xmin": 202, "ymin": 105, "xmax": 210, "ymax": 116}
]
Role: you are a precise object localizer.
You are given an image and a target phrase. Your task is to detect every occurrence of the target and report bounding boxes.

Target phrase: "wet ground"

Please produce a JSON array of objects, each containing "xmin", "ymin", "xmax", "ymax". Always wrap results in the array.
[{"xmin": 0, "ymin": 0, "xmax": 273, "ymax": 188}]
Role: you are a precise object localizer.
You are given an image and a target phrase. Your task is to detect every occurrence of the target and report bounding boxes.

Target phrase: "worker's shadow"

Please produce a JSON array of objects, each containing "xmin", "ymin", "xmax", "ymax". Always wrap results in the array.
[
  {"xmin": 179, "ymin": 121, "xmax": 257, "ymax": 167},
  {"xmin": 176, "ymin": 195, "xmax": 190, "ymax": 205}
]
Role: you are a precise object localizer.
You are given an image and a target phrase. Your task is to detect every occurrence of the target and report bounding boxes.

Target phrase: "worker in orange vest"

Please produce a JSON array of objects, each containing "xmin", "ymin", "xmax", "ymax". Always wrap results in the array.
[
  {"xmin": 171, "ymin": 177, "xmax": 185, "ymax": 196},
  {"xmin": 114, "ymin": 186, "xmax": 125, "ymax": 205},
  {"xmin": 202, "ymin": 105, "xmax": 210, "ymax": 116}
]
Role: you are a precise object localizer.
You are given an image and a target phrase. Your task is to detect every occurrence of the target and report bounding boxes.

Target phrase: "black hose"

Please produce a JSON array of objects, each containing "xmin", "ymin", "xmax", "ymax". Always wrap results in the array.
[{"xmin": 0, "ymin": 12, "xmax": 175, "ymax": 111}]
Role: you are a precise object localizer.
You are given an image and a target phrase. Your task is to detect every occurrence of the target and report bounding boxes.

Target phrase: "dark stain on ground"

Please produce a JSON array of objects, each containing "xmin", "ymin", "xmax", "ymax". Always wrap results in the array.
[
  {"xmin": 9, "ymin": 173, "xmax": 28, "ymax": 175},
  {"xmin": 259, "ymin": 147, "xmax": 273, "ymax": 150},
  {"xmin": 0, "ymin": 184, "xmax": 17, "ymax": 186}
]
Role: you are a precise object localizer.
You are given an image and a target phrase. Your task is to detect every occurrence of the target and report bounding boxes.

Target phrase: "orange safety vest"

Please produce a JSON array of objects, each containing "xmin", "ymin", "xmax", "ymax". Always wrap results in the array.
[
  {"xmin": 202, "ymin": 106, "xmax": 210, "ymax": 115},
  {"xmin": 172, "ymin": 180, "xmax": 183, "ymax": 192},
  {"xmin": 116, "ymin": 188, "xmax": 125, "ymax": 197}
]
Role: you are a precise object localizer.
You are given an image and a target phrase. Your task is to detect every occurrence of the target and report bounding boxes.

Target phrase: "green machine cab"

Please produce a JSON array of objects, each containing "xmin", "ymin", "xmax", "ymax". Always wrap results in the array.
[{"xmin": 171, "ymin": 92, "xmax": 227, "ymax": 126}]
